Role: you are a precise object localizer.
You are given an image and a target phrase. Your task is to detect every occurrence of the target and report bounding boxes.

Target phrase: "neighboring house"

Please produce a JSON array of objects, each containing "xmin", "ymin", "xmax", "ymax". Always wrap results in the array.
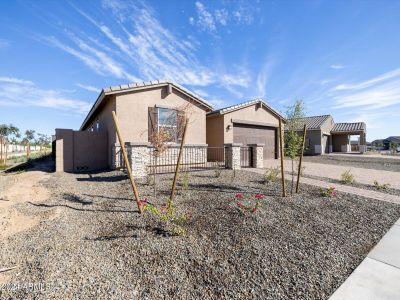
[
  {"xmin": 287, "ymin": 115, "xmax": 367, "ymax": 155},
  {"xmin": 206, "ymin": 100, "xmax": 285, "ymax": 159},
  {"xmin": 383, "ymin": 136, "xmax": 400, "ymax": 151},
  {"xmin": 371, "ymin": 139, "xmax": 384, "ymax": 149},
  {"xmin": 55, "ymin": 80, "xmax": 213, "ymax": 173}
]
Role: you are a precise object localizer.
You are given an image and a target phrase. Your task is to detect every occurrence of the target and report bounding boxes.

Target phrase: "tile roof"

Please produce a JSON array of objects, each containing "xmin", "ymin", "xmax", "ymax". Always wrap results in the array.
[
  {"xmin": 332, "ymin": 122, "xmax": 366, "ymax": 133},
  {"xmin": 286, "ymin": 115, "xmax": 331, "ymax": 130},
  {"xmin": 207, "ymin": 99, "xmax": 285, "ymax": 119},
  {"xmin": 384, "ymin": 136, "xmax": 400, "ymax": 143}
]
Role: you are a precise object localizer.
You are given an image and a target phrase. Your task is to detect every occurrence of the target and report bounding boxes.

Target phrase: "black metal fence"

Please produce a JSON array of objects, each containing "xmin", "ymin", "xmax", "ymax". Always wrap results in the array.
[{"xmin": 148, "ymin": 146, "xmax": 226, "ymax": 174}]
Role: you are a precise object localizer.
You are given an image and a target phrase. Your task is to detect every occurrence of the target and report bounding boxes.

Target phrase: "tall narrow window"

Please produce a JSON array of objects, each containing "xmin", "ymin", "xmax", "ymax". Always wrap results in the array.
[{"xmin": 158, "ymin": 108, "xmax": 178, "ymax": 143}]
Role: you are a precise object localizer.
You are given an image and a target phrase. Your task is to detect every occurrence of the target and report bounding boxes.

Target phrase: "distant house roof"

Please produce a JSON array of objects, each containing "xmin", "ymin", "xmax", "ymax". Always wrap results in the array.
[
  {"xmin": 207, "ymin": 99, "xmax": 285, "ymax": 120},
  {"xmin": 80, "ymin": 80, "xmax": 213, "ymax": 130},
  {"xmin": 331, "ymin": 122, "xmax": 366, "ymax": 133},
  {"xmin": 383, "ymin": 136, "xmax": 400, "ymax": 144},
  {"xmin": 286, "ymin": 115, "xmax": 331, "ymax": 131}
]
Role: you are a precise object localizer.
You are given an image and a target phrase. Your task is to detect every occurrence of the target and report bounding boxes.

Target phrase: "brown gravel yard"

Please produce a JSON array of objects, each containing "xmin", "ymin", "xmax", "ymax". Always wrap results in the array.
[{"xmin": 1, "ymin": 163, "xmax": 400, "ymax": 299}]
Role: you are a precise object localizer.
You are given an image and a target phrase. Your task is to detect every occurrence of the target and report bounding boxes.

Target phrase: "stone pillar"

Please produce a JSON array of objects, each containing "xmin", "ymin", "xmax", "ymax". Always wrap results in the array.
[
  {"xmin": 359, "ymin": 132, "xmax": 367, "ymax": 153},
  {"xmin": 126, "ymin": 142, "xmax": 150, "ymax": 178},
  {"xmin": 111, "ymin": 143, "xmax": 122, "ymax": 170},
  {"xmin": 225, "ymin": 143, "xmax": 242, "ymax": 170},
  {"xmin": 249, "ymin": 144, "xmax": 264, "ymax": 168}
]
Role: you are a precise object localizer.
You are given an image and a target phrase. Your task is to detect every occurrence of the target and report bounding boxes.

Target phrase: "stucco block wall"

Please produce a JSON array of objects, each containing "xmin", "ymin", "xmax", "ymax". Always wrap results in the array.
[
  {"xmin": 116, "ymin": 86, "xmax": 207, "ymax": 145},
  {"xmin": 55, "ymin": 129, "xmax": 108, "ymax": 172},
  {"xmin": 304, "ymin": 130, "xmax": 321, "ymax": 155},
  {"xmin": 206, "ymin": 115, "xmax": 224, "ymax": 147}
]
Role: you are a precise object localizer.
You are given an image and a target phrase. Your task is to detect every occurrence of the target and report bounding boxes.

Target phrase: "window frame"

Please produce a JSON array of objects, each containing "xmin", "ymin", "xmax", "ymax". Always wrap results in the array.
[{"xmin": 157, "ymin": 107, "xmax": 178, "ymax": 143}]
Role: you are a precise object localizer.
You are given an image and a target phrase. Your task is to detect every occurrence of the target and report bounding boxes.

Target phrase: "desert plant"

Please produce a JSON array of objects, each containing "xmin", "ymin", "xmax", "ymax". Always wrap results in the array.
[
  {"xmin": 142, "ymin": 198, "xmax": 192, "ymax": 236},
  {"xmin": 235, "ymin": 193, "xmax": 263, "ymax": 214},
  {"xmin": 373, "ymin": 180, "xmax": 390, "ymax": 190},
  {"xmin": 263, "ymin": 167, "xmax": 280, "ymax": 183},
  {"xmin": 320, "ymin": 186, "xmax": 337, "ymax": 198},
  {"xmin": 284, "ymin": 100, "xmax": 306, "ymax": 194},
  {"xmin": 341, "ymin": 170, "xmax": 354, "ymax": 184},
  {"xmin": 214, "ymin": 168, "xmax": 222, "ymax": 178}
]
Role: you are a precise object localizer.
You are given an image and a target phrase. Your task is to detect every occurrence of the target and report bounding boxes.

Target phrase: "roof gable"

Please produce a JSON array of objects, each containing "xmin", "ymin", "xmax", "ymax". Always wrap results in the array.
[
  {"xmin": 287, "ymin": 115, "xmax": 332, "ymax": 131},
  {"xmin": 207, "ymin": 99, "xmax": 285, "ymax": 120},
  {"xmin": 80, "ymin": 80, "xmax": 213, "ymax": 130}
]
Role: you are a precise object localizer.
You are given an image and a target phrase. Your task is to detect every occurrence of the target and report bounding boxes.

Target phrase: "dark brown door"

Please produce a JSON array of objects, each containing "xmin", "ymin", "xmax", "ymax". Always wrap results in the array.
[{"xmin": 233, "ymin": 123, "xmax": 277, "ymax": 159}]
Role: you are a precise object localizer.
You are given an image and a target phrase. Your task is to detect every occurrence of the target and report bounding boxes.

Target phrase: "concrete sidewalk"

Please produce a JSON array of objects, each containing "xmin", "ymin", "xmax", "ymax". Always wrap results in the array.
[{"xmin": 330, "ymin": 218, "xmax": 400, "ymax": 300}]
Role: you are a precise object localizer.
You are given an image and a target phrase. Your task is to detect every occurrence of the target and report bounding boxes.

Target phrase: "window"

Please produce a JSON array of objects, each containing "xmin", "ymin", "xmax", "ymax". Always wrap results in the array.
[{"xmin": 158, "ymin": 107, "xmax": 178, "ymax": 143}]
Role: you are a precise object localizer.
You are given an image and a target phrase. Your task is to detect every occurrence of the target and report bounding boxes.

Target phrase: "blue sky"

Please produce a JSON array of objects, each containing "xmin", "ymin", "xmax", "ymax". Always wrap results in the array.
[{"xmin": 0, "ymin": 0, "xmax": 399, "ymax": 141}]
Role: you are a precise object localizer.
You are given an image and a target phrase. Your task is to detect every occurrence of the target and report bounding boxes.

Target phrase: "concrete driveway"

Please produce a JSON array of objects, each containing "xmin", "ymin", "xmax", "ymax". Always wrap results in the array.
[{"xmin": 264, "ymin": 159, "xmax": 400, "ymax": 190}]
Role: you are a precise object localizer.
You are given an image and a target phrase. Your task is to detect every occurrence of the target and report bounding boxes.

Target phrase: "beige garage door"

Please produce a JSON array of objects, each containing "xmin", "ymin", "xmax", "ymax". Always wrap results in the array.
[{"xmin": 233, "ymin": 123, "xmax": 277, "ymax": 159}]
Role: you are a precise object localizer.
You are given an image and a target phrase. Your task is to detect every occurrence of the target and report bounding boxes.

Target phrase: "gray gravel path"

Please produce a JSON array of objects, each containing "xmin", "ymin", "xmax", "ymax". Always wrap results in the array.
[{"xmin": 1, "ymin": 168, "xmax": 400, "ymax": 299}]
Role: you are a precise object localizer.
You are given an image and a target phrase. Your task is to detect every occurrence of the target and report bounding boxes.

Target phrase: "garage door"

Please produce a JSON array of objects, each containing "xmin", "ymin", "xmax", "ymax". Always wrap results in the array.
[{"xmin": 233, "ymin": 123, "xmax": 277, "ymax": 159}]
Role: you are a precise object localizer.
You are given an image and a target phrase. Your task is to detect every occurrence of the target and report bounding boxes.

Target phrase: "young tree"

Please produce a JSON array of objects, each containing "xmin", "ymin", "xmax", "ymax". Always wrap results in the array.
[
  {"xmin": 284, "ymin": 100, "xmax": 306, "ymax": 195},
  {"xmin": 23, "ymin": 130, "xmax": 36, "ymax": 159},
  {"xmin": 5, "ymin": 125, "xmax": 19, "ymax": 164},
  {"xmin": 37, "ymin": 133, "xmax": 50, "ymax": 152}
]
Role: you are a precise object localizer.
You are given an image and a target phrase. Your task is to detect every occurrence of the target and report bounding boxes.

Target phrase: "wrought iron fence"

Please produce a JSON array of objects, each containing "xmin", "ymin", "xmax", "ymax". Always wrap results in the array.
[
  {"xmin": 240, "ymin": 146, "xmax": 253, "ymax": 168},
  {"xmin": 148, "ymin": 146, "xmax": 226, "ymax": 174}
]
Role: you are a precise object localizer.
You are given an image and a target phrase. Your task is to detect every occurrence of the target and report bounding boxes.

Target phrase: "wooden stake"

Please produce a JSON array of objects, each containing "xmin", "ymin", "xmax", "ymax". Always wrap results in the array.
[
  {"xmin": 279, "ymin": 118, "xmax": 286, "ymax": 197},
  {"xmin": 169, "ymin": 118, "xmax": 188, "ymax": 203},
  {"xmin": 296, "ymin": 124, "xmax": 307, "ymax": 193},
  {"xmin": 112, "ymin": 111, "xmax": 143, "ymax": 214},
  {"xmin": 0, "ymin": 266, "xmax": 18, "ymax": 273}
]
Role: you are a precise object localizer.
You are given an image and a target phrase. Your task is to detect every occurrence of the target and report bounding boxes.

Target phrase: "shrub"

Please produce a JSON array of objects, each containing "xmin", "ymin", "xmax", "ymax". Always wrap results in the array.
[
  {"xmin": 320, "ymin": 186, "xmax": 337, "ymax": 198},
  {"xmin": 263, "ymin": 167, "xmax": 280, "ymax": 184},
  {"xmin": 142, "ymin": 198, "xmax": 192, "ymax": 236},
  {"xmin": 341, "ymin": 170, "xmax": 354, "ymax": 184},
  {"xmin": 214, "ymin": 168, "xmax": 222, "ymax": 178},
  {"xmin": 373, "ymin": 180, "xmax": 390, "ymax": 190},
  {"xmin": 235, "ymin": 193, "xmax": 263, "ymax": 214}
]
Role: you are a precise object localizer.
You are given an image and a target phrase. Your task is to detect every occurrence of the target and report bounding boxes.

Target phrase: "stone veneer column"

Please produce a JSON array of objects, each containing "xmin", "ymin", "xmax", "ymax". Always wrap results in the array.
[
  {"xmin": 126, "ymin": 142, "xmax": 150, "ymax": 178},
  {"xmin": 225, "ymin": 143, "xmax": 242, "ymax": 170},
  {"xmin": 111, "ymin": 143, "xmax": 122, "ymax": 170},
  {"xmin": 249, "ymin": 144, "xmax": 264, "ymax": 168}
]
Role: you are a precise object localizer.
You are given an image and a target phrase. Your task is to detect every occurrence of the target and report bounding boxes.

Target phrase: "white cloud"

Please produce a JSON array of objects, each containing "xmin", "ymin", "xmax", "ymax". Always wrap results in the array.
[
  {"xmin": 76, "ymin": 83, "xmax": 99, "ymax": 93},
  {"xmin": 190, "ymin": 1, "xmax": 256, "ymax": 32},
  {"xmin": 0, "ymin": 39, "xmax": 10, "ymax": 49},
  {"xmin": 256, "ymin": 59, "xmax": 275, "ymax": 97},
  {"xmin": 195, "ymin": 2, "xmax": 216, "ymax": 31},
  {"xmin": 332, "ymin": 68, "xmax": 400, "ymax": 110},
  {"xmin": 0, "ymin": 76, "xmax": 91, "ymax": 113},
  {"xmin": 333, "ymin": 68, "xmax": 400, "ymax": 91},
  {"xmin": 330, "ymin": 64, "xmax": 344, "ymax": 69}
]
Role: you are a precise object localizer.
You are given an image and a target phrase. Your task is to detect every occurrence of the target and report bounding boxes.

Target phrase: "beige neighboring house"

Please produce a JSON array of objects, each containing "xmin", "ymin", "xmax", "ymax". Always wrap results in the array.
[
  {"xmin": 55, "ymin": 80, "xmax": 213, "ymax": 173},
  {"xmin": 288, "ymin": 115, "xmax": 367, "ymax": 155},
  {"xmin": 206, "ymin": 99, "xmax": 285, "ymax": 160}
]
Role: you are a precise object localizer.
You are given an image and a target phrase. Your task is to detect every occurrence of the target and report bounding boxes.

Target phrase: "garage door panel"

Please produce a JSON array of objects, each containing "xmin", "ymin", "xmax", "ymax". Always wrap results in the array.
[{"xmin": 233, "ymin": 124, "xmax": 277, "ymax": 159}]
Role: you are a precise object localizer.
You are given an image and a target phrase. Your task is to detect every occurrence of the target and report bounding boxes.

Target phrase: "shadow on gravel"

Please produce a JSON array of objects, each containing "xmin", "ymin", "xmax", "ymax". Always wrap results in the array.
[
  {"xmin": 84, "ymin": 234, "xmax": 139, "ymax": 241},
  {"xmin": 63, "ymin": 192, "xmax": 93, "ymax": 205},
  {"xmin": 28, "ymin": 202, "xmax": 139, "ymax": 214},
  {"xmin": 85, "ymin": 225, "xmax": 172, "ymax": 241},
  {"xmin": 82, "ymin": 193, "xmax": 132, "ymax": 201},
  {"xmin": 76, "ymin": 174, "xmax": 128, "ymax": 182},
  {"xmin": 189, "ymin": 183, "xmax": 243, "ymax": 192}
]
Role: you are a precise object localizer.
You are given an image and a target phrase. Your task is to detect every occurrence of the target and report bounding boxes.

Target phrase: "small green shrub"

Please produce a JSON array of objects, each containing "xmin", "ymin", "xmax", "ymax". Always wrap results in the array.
[
  {"xmin": 263, "ymin": 167, "xmax": 280, "ymax": 183},
  {"xmin": 341, "ymin": 170, "xmax": 354, "ymax": 184},
  {"xmin": 373, "ymin": 180, "xmax": 390, "ymax": 190},
  {"xmin": 320, "ymin": 186, "xmax": 337, "ymax": 198},
  {"xmin": 143, "ymin": 198, "xmax": 192, "ymax": 236}
]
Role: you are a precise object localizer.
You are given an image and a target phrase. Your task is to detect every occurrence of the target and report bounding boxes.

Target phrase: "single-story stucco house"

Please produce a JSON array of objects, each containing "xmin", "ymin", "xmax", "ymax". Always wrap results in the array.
[
  {"xmin": 55, "ymin": 80, "xmax": 213, "ymax": 174},
  {"xmin": 287, "ymin": 115, "xmax": 367, "ymax": 155}
]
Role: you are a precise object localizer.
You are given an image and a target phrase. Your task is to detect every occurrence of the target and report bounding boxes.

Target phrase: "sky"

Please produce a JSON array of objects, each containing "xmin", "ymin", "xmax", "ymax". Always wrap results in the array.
[{"xmin": 0, "ymin": 0, "xmax": 399, "ymax": 141}]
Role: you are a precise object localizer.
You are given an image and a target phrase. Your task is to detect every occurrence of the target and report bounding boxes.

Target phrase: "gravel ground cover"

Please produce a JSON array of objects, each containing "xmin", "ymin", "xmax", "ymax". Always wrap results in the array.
[
  {"xmin": 1, "ymin": 168, "xmax": 400, "ymax": 299},
  {"xmin": 303, "ymin": 155, "xmax": 400, "ymax": 172},
  {"xmin": 301, "ymin": 174, "xmax": 400, "ymax": 197}
]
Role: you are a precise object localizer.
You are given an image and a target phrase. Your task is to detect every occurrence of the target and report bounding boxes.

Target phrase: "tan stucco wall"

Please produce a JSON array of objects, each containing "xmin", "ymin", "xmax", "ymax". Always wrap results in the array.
[
  {"xmin": 304, "ymin": 130, "xmax": 322, "ymax": 155},
  {"xmin": 206, "ymin": 115, "xmax": 224, "ymax": 147},
  {"xmin": 115, "ymin": 86, "xmax": 207, "ymax": 145},
  {"xmin": 55, "ymin": 129, "xmax": 108, "ymax": 172},
  {"xmin": 320, "ymin": 116, "xmax": 334, "ymax": 135},
  {"xmin": 223, "ymin": 104, "xmax": 280, "ymax": 144}
]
